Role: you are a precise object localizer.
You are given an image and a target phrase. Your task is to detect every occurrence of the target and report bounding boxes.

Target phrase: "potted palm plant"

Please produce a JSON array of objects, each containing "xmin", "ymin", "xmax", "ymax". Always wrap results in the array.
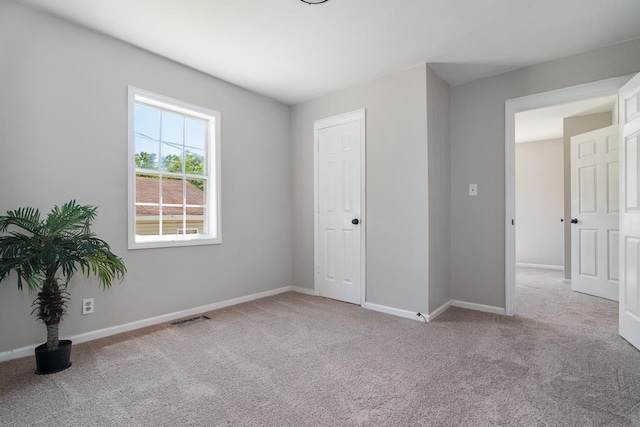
[{"xmin": 0, "ymin": 200, "xmax": 126, "ymax": 374}]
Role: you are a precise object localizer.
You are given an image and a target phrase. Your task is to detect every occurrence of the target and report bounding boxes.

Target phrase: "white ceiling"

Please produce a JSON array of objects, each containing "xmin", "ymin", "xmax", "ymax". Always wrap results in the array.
[
  {"xmin": 515, "ymin": 95, "xmax": 616, "ymax": 144},
  {"xmin": 15, "ymin": 0, "xmax": 640, "ymax": 105}
]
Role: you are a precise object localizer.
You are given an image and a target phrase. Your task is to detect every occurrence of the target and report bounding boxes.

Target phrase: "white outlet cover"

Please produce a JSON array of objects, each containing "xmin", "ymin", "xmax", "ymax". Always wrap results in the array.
[
  {"xmin": 469, "ymin": 184, "xmax": 478, "ymax": 196},
  {"xmin": 82, "ymin": 298, "xmax": 94, "ymax": 315}
]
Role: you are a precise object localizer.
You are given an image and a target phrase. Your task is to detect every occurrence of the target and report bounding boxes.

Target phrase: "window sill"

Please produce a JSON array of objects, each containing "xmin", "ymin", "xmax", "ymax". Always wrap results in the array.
[{"xmin": 128, "ymin": 235, "xmax": 221, "ymax": 250}]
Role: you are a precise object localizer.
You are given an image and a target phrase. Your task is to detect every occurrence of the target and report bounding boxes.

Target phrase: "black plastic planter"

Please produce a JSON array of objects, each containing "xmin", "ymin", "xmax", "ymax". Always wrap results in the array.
[{"xmin": 34, "ymin": 340, "xmax": 72, "ymax": 375}]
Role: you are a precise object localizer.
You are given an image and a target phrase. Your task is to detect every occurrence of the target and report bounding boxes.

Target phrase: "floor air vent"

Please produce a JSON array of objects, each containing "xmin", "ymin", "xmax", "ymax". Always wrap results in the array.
[{"xmin": 171, "ymin": 315, "xmax": 210, "ymax": 327}]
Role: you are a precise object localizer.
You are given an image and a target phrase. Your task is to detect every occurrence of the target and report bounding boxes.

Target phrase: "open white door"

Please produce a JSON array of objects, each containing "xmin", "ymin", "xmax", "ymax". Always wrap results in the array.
[
  {"xmin": 315, "ymin": 110, "xmax": 365, "ymax": 305},
  {"xmin": 620, "ymin": 72, "xmax": 640, "ymax": 351},
  {"xmin": 570, "ymin": 125, "xmax": 620, "ymax": 301}
]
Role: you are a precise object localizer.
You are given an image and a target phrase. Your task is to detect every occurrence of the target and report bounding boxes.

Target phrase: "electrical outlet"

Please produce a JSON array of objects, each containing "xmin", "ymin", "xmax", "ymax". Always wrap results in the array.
[{"xmin": 82, "ymin": 298, "xmax": 94, "ymax": 315}]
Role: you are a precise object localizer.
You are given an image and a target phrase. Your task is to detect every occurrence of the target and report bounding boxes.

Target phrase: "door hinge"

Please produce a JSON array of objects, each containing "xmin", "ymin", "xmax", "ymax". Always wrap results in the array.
[{"xmin": 512, "ymin": 219, "xmax": 515, "ymax": 225}]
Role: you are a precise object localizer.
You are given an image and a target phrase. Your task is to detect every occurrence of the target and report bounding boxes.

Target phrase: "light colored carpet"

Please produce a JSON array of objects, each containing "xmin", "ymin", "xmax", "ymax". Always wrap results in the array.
[{"xmin": 1, "ymin": 268, "xmax": 639, "ymax": 426}]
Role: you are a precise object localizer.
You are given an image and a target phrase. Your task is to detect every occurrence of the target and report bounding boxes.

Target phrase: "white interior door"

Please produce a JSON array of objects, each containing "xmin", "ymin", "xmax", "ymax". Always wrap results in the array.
[
  {"xmin": 619, "ymin": 72, "xmax": 640, "ymax": 351},
  {"xmin": 570, "ymin": 125, "xmax": 620, "ymax": 301},
  {"xmin": 315, "ymin": 111, "xmax": 364, "ymax": 305}
]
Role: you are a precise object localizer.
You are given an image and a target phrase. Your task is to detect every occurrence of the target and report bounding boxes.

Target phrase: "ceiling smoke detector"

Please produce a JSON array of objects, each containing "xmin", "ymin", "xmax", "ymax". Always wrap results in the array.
[{"xmin": 301, "ymin": 0, "xmax": 328, "ymax": 4}]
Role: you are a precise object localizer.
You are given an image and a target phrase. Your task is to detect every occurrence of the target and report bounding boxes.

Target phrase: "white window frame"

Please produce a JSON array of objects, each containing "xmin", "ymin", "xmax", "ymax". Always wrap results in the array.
[{"xmin": 127, "ymin": 86, "xmax": 222, "ymax": 249}]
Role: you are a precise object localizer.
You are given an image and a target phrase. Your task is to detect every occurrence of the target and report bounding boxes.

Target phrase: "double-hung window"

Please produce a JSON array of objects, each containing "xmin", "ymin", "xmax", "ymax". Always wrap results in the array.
[{"xmin": 128, "ymin": 87, "xmax": 221, "ymax": 249}]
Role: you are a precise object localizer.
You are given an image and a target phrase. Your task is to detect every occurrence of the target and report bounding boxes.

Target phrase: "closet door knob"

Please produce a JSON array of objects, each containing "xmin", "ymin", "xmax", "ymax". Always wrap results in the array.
[{"xmin": 571, "ymin": 218, "xmax": 578, "ymax": 224}]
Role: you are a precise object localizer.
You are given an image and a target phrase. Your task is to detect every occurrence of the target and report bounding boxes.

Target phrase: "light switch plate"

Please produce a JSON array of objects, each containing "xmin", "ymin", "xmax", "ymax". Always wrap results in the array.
[{"xmin": 469, "ymin": 184, "xmax": 478, "ymax": 196}]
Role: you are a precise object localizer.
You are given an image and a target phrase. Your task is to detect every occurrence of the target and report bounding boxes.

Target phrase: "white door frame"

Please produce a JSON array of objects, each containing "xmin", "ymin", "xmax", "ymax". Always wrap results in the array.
[
  {"xmin": 505, "ymin": 75, "xmax": 633, "ymax": 316},
  {"xmin": 314, "ymin": 109, "xmax": 367, "ymax": 305}
]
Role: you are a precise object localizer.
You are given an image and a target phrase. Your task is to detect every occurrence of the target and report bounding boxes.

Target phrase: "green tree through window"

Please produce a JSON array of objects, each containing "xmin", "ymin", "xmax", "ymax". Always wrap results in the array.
[
  {"xmin": 136, "ymin": 152, "xmax": 205, "ymax": 190},
  {"xmin": 134, "ymin": 152, "xmax": 158, "ymax": 170}
]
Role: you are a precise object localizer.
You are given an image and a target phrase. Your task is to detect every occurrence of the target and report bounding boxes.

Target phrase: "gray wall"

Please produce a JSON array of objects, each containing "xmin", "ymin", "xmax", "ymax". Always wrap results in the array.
[
  {"xmin": 291, "ymin": 65, "xmax": 429, "ymax": 314},
  {"xmin": 426, "ymin": 66, "xmax": 452, "ymax": 313},
  {"xmin": 450, "ymin": 38, "xmax": 640, "ymax": 308},
  {"xmin": 516, "ymin": 139, "xmax": 564, "ymax": 267},
  {"xmin": 0, "ymin": 1, "xmax": 292, "ymax": 353},
  {"xmin": 562, "ymin": 112, "xmax": 613, "ymax": 279}
]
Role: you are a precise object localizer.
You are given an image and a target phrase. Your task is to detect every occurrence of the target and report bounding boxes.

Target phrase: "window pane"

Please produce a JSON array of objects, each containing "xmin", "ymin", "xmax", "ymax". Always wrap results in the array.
[
  {"xmin": 135, "ymin": 173, "xmax": 160, "ymax": 236},
  {"xmin": 135, "ymin": 138, "xmax": 160, "ymax": 170},
  {"xmin": 161, "ymin": 176, "xmax": 184, "ymax": 206},
  {"xmin": 135, "ymin": 104, "xmax": 160, "ymax": 140},
  {"xmin": 186, "ymin": 178, "xmax": 205, "ymax": 207},
  {"xmin": 189, "ymin": 207, "xmax": 206, "ymax": 235},
  {"xmin": 185, "ymin": 117, "xmax": 206, "ymax": 149},
  {"xmin": 161, "ymin": 142, "xmax": 183, "ymax": 173},
  {"xmin": 161, "ymin": 111, "xmax": 184, "ymax": 145},
  {"xmin": 135, "ymin": 173, "xmax": 160, "ymax": 205},
  {"xmin": 185, "ymin": 148, "xmax": 205, "ymax": 175},
  {"xmin": 161, "ymin": 205, "xmax": 185, "ymax": 236},
  {"xmin": 135, "ymin": 205, "xmax": 159, "ymax": 236},
  {"xmin": 161, "ymin": 174, "xmax": 192, "ymax": 236}
]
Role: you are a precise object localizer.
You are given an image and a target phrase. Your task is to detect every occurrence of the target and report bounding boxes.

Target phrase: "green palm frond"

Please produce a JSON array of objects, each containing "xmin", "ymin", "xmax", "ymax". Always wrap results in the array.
[
  {"xmin": 0, "ymin": 206, "xmax": 42, "ymax": 234},
  {"xmin": 45, "ymin": 200, "xmax": 97, "ymax": 237},
  {"xmin": 0, "ymin": 233, "xmax": 44, "ymax": 290}
]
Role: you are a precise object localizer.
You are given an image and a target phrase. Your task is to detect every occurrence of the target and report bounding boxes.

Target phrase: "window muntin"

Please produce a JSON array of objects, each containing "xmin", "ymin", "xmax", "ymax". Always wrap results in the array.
[{"xmin": 128, "ymin": 87, "xmax": 221, "ymax": 249}]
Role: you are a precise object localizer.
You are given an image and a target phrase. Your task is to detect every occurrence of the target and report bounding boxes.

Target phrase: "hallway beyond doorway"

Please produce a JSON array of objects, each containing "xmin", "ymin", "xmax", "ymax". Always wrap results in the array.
[{"xmin": 516, "ymin": 267, "xmax": 617, "ymax": 332}]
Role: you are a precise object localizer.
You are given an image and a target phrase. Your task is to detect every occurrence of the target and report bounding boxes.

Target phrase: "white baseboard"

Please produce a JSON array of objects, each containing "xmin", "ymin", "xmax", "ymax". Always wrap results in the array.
[
  {"xmin": 516, "ymin": 262, "xmax": 563, "ymax": 271},
  {"xmin": 362, "ymin": 302, "xmax": 423, "ymax": 322},
  {"xmin": 0, "ymin": 286, "xmax": 293, "ymax": 363},
  {"xmin": 562, "ymin": 279, "xmax": 571, "ymax": 285},
  {"xmin": 0, "ymin": 343, "xmax": 42, "ymax": 363},
  {"xmin": 290, "ymin": 286, "xmax": 316, "ymax": 296},
  {"xmin": 428, "ymin": 300, "xmax": 452, "ymax": 321},
  {"xmin": 0, "ymin": 289, "xmax": 508, "ymax": 363},
  {"xmin": 451, "ymin": 300, "xmax": 506, "ymax": 315}
]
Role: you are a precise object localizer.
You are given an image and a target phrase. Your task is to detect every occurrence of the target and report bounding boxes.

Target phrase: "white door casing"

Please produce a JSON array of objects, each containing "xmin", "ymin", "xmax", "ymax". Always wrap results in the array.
[
  {"xmin": 570, "ymin": 125, "xmax": 620, "ymax": 301},
  {"xmin": 619, "ymin": 72, "xmax": 640, "ymax": 351},
  {"xmin": 314, "ymin": 110, "xmax": 366, "ymax": 305}
]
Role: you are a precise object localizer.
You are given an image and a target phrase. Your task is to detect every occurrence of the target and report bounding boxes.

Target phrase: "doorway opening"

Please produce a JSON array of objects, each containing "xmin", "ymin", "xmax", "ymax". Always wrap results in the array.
[
  {"xmin": 514, "ymin": 96, "xmax": 618, "ymax": 313},
  {"xmin": 505, "ymin": 75, "xmax": 633, "ymax": 316}
]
